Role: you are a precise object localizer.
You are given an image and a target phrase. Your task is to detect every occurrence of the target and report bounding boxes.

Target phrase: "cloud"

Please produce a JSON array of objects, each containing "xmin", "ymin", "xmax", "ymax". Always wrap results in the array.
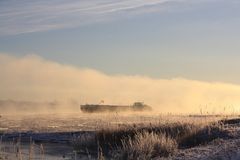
[
  {"xmin": 1, "ymin": 53, "xmax": 240, "ymax": 114},
  {"xmin": 0, "ymin": 0, "xmax": 188, "ymax": 35}
]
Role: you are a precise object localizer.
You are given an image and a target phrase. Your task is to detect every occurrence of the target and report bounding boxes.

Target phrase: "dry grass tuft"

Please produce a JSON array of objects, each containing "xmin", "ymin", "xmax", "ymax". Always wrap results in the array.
[
  {"xmin": 72, "ymin": 118, "xmax": 234, "ymax": 159},
  {"xmin": 116, "ymin": 131, "xmax": 177, "ymax": 160},
  {"xmin": 72, "ymin": 132, "xmax": 97, "ymax": 154},
  {"xmin": 178, "ymin": 123, "xmax": 231, "ymax": 148}
]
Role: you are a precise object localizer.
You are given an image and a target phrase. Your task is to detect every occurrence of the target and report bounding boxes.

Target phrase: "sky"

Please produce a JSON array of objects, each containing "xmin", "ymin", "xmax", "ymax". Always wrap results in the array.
[{"xmin": 1, "ymin": 0, "xmax": 240, "ymax": 113}]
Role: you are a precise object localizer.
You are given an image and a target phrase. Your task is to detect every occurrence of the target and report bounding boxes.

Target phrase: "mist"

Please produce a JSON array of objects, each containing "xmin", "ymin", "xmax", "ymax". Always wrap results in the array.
[{"xmin": 1, "ymin": 53, "xmax": 240, "ymax": 114}]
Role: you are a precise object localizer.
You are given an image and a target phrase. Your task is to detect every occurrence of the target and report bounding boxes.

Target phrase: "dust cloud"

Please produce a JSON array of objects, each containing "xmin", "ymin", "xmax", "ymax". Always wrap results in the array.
[{"xmin": 1, "ymin": 53, "xmax": 240, "ymax": 114}]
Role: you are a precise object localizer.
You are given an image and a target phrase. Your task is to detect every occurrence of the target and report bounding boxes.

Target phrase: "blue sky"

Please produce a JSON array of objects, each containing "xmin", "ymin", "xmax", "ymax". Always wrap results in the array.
[{"xmin": 1, "ymin": 0, "xmax": 240, "ymax": 83}]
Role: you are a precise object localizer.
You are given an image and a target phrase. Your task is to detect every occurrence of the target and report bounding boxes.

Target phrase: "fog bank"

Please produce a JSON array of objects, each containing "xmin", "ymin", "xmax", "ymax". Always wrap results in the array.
[{"xmin": 1, "ymin": 54, "xmax": 240, "ymax": 114}]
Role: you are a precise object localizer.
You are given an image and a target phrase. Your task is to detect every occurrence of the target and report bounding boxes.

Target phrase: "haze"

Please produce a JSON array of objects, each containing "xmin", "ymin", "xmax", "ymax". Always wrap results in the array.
[
  {"xmin": 1, "ymin": 0, "xmax": 240, "ymax": 114},
  {"xmin": 0, "ymin": 54, "xmax": 240, "ymax": 114}
]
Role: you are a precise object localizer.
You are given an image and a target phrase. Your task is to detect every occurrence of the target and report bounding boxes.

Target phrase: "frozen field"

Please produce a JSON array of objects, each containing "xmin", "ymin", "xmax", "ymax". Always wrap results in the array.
[
  {"xmin": 0, "ymin": 113, "xmax": 240, "ymax": 159},
  {"xmin": 0, "ymin": 113, "xmax": 224, "ymax": 132}
]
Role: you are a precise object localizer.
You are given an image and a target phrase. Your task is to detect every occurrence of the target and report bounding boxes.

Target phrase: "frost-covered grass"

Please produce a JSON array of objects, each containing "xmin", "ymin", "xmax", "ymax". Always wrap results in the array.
[
  {"xmin": 72, "ymin": 117, "xmax": 233, "ymax": 159},
  {"xmin": 118, "ymin": 131, "xmax": 177, "ymax": 160}
]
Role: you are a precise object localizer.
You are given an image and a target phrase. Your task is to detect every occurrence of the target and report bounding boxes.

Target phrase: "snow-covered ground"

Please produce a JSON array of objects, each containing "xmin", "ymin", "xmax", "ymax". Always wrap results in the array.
[{"xmin": 161, "ymin": 122, "xmax": 240, "ymax": 160}]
